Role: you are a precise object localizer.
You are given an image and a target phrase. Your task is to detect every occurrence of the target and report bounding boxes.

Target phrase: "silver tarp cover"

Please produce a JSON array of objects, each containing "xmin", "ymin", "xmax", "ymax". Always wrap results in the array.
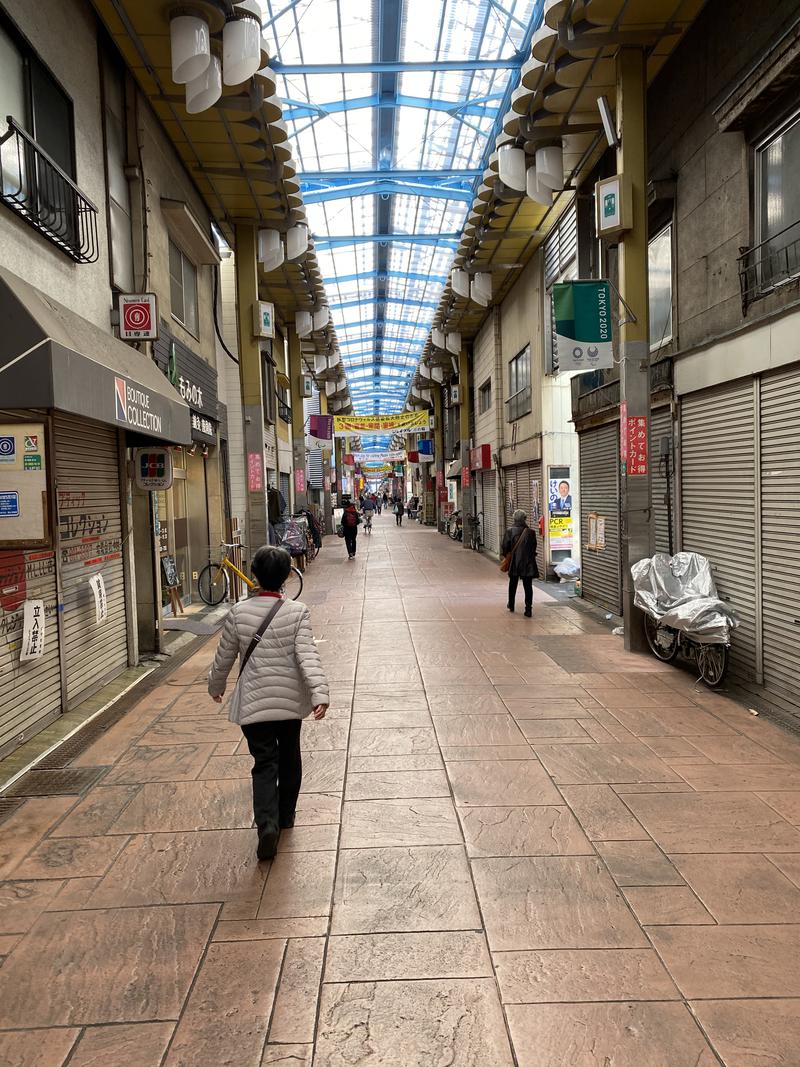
[{"xmin": 631, "ymin": 552, "xmax": 738, "ymax": 645}]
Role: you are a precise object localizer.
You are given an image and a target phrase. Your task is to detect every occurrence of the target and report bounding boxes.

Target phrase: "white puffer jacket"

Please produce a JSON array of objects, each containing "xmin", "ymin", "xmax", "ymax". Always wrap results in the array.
[{"xmin": 208, "ymin": 597, "xmax": 329, "ymax": 725}]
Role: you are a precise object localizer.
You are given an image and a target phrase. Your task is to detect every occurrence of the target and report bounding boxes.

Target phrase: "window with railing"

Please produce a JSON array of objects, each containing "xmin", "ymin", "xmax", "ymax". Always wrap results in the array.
[
  {"xmin": 739, "ymin": 111, "xmax": 800, "ymax": 312},
  {"xmin": 0, "ymin": 17, "xmax": 98, "ymax": 262},
  {"xmin": 506, "ymin": 344, "xmax": 531, "ymax": 422},
  {"xmin": 277, "ymin": 384, "xmax": 291, "ymax": 423}
]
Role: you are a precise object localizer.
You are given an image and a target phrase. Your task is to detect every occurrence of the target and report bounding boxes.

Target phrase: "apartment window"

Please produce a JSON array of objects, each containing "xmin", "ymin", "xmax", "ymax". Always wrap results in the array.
[
  {"xmin": 478, "ymin": 378, "xmax": 492, "ymax": 413},
  {"xmin": 169, "ymin": 239, "xmax": 198, "ymax": 336},
  {"xmin": 648, "ymin": 224, "xmax": 673, "ymax": 350},
  {"xmin": 756, "ymin": 112, "xmax": 800, "ymax": 289},
  {"xmin": 506, "ymin": 345, "xmax": 531, "ymax": 423},
  {"xmin": 102, "ymin": 55, "xmax": 134, "ymax": 291}
]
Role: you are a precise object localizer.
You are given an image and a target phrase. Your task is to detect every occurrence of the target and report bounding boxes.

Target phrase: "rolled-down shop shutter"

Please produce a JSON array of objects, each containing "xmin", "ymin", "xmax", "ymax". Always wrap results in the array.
[
  {"xmin": 480, "ymin": 469, "xmax": 500, "ymax": 556},
  {"xmin": 505, "ymin": 461, "xmax": 545, "ymax": 577},
  {"xmin": 304, "ymin": 390, "xmax": 323, "ymax": 489},
  {"xmin": 579, "ymin": 424, "xmax": 621, "ymax": 614},
  {"xmin": 681, "ymin": 382, "xmax": 757, "ymax": 683},
  {"xmin": 759, "ymin": 367, "xmax": 800, "ymax": 712},
  {"xmin": 280, "ymin": 471, "xmax": 290, "ymax": 511},
  {"xmin": 55, "ymin": 414, "xmax": 128, "ymax": 706},
  {"xmin": 0, "ymin": 413, "xmax": 62, "ymax": 757},
  {"xmin": 650, "ymin": 405, "xmax": 676, "ymax": 555}
]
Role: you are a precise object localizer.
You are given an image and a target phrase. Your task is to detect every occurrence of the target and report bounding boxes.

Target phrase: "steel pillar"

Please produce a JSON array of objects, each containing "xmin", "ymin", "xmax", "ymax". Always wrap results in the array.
[{"xmin": 287, "ymin": 325, "xmax": 308, "ymax": 511}]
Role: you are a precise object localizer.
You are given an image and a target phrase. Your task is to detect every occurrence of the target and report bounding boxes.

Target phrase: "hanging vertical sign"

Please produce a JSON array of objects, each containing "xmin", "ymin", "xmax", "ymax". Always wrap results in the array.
[
  {"xmin": 89, "ymin": 574, "xmax": 108, "ymax": 623},
  {"xmin": 552, "ymin": 280, "xmax": 614, "ymax": 372},
  {"xmin": 248, "ymin": 453, "xmax": 263, "ymax": 492},
  {"xmin": 295, "ymin": 469, "xmax": 306, "ymax": 493},
  {"xmin": 20, "ymin": 599, "xmax": 45, "ymax": 660},
  {"xmin": 626, "ymin": 416, "xmax": 649, "ymax": 475}
]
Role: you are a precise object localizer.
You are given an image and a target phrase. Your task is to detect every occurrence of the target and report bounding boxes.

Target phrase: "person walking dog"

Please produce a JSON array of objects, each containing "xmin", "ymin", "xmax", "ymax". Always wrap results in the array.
[
  {"xmin": 501, "ymin": 509, "xmax": 539, "ymax": 617},
  {"xmin": 208, "ymin": 546, "xmax": 329, "ymax": 860}
]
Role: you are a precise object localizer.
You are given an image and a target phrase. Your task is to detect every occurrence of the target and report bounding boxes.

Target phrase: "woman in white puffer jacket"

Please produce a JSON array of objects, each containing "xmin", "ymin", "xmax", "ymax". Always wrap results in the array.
[{"xmin": 208, "ymin": 546, "xmax": 329, "ymax": 860}]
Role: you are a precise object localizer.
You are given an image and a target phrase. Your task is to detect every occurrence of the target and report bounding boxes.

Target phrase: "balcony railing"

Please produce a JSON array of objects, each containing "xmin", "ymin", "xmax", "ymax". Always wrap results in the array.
[
  {"xmin": 0, "ymin": 117, "xmax": 99, "ymax": 263},
  {"xmin": 738, "ymin": 217, "xmax": 800, "ymax": 314}
]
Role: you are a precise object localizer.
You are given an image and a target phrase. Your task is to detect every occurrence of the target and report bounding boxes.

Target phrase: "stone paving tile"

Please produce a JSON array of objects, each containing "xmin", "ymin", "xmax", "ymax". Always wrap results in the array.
[
  {"xmin": 446, "ymin": 759, "xmax": 563, "ymax": 807},
  {"xmin": 691, "ymin": 999, "xmax": 800, "ymax": 1067},
  {"xmin": 622, "ymin": 885, "xmax": 715, "ymax": 925},
  {"xmin": 67, "ymin": 1023, "xmax": 175, "ymax": 1067},
  {"xmin": 440, "ymin": 744, "xmax": 535, "ymax": 760},
  {"xmin": 261, "ymin": 1047, "xmax": 313, "ymax": 1066},
  {"xmin": 324, "ymin": 931, "xmax": 492, "ymax": 982},
  {"xmin": 340, "ymin": 798, "xmax": 462, "ymax": 848},
  {"xmin": 433, "ymin": 713, "xmax": 527, "ymax": 747},
  {"xmin": 494, "ymin": 947, "xmax": 679, "ymax": 1002},
  {"xmin": 268, "ymin": 936, "xmax": 326, "ymax": 1043},
  {"xmin": 535, "ymin": 741, "xmax": 680, "ymax": 785},
  {"xmin": 596, "ymin": 841, "xmax": 685, "ymax": 886},
  {"xmin": 670, "ymin": 853, "xmax": 800, "ymax": 923},
  {"xmin": 50, "ymin": 785, "xmax": 139, "ymax": 837},
  {"xmin": 560, "ymin": 784, "xmax": 649, "ymax": 840},
  {"xmin": 349, "ymin": 727, "xmax": 439, "ymax": 756},
  {"xmin": 259, "ymin": 851, "xmax": 337, "ymax": 919},
  {"xmin": 459, "ymin": 806, "xmax": 593, "ymax": 858},
  {"xmin": 0, "ymin": 1029, "xmax": 80, "ymax": 1067},
  {"xmin": 345, "ymin": 769, "xmax": 450, "ymax": 799},
  {"xmin": 0, "ymin": 797, "xmax": 74, "ymax": 879},
  {"xmin": 103, "ymin": 743, "xmax": 217, "ymax": 783},
  {"xmin": 10, "ymin": 836, "xmax": 128, "ymax": 880},
  {"xmin": 346, "ymin": 753, "xmax": 443, "ymax": 772},
  {"xmin": 0, "ymin": 879, "xmax": 65, "ymax": 933}
]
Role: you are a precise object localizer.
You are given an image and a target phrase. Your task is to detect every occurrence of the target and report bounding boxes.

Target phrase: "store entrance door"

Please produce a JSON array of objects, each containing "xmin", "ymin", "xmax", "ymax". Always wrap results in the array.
[{"xmin": 186, "ymin": 450, "xmax": 211, "ymax": 599}]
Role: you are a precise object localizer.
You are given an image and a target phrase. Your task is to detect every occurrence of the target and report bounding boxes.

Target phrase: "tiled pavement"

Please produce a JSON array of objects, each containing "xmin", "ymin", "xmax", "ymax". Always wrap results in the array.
[{"xmin": 1, "ymin": 518, "xmax": 800, "ymax": 1065}]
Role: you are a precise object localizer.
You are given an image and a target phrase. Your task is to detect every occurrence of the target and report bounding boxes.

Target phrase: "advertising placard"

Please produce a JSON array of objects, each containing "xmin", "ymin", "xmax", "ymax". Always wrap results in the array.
[
  {"xmin": 552, "ymin": 281, "xmax": 614, "ymax": 372},
  {"xmin": 119, "ymin": 294, "xmax": 158, "ymax": 341},
  {"xmin": 548, "ymin": 469, "xmax": 574, "ymax": 552},
  {"xmin": 20, "ymin": 599, "xmax": 45, "ymax": 660}
]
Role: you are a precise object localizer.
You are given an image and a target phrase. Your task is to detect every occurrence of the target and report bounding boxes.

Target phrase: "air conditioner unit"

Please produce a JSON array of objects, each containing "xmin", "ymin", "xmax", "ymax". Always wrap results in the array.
[
  {"xmin": 301, "ymin": 374, "xmax": 313, "ymax": 398},
  {"xmin": 450, "ymin": 384, "xmax": 460, "ymax": 405}
]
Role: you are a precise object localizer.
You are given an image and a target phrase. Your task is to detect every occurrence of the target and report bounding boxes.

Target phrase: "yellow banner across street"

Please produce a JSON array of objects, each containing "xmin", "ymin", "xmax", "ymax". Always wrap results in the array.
[{"xmin": 333, "ymin": 411, "xmax": 429, "ymax": 436}]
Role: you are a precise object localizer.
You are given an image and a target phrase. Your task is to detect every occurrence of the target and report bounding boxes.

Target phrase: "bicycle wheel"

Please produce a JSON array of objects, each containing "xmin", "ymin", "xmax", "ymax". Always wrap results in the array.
[
  {"xmin": 698, "ymin": 643, "xmax": 728, "ymax": 688},
  {"xmin": 282, "ymin": 565, "xmax": 303, "ymax": 601},
  {"xmin": 644, "ymin": 614, "xmax": 679, "ymax": 662},
  {"xmin": 197, "ymin": 563, "xmax": 228, "ymax": 606}
]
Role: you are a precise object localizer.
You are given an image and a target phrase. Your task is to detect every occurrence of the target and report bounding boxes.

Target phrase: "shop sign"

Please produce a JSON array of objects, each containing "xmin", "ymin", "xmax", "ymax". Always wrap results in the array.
[
  {"xmin": 295, "ymin": 469, "xmax": 306, "ymax": 493},
  {"xmin": 625, "ymin": 415, "xmax": 649, "ymax": 476},
  {"xmin": 114, "ymin": 377, "xmax": 163, "ymax": 434},
  {"xmin": 20, "ymin": 599, "xmax": 45, "ymax": 660},
  {"xmin": 190, "ymin": 413, "xmax": 215, "ymax": 439},
  {"xmin": 89, "ymin": 573, "xmax": 108, "ymax": 624},
  {"xmin": 0, "ymin": 491, "xmax": 20, "ymax": 518},
  {"xmin": 248, "ymin": 452, "xmax": 263, "ymax": 492},
  {"xmin": 119, "ymin": 294, "xmax": 158, "ymax": 341},
  {"xmin": 462, "ymin": 464, "xmax": 470, "ymax": 488},
  {"xmin": 134, "ymin": 448, "xmax": 174, "ymax": 491},
  {"xmin": 595, "ymin": 173, "xmax": 632, "ymax": 237},
  {"xmin": 470, "ymin": 444, "xmax": 491, "ymax": 470},
  {"xmin": 552, "ymin": 280, "xmax": 613, "ymax": 372}
]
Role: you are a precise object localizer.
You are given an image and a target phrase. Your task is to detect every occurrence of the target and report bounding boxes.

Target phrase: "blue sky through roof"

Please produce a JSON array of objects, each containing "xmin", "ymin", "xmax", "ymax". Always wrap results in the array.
[{"xmin": 262, "ymin": 0, "xmax": 541, "ymax": 432}]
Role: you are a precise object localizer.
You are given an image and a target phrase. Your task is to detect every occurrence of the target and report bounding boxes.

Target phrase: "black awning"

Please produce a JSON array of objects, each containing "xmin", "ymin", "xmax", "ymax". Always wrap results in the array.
[
  {"xmin": 446, "ymin": 460, "xmax": 462, "ymax": 480},
  {"xmin": 0, "ymin": 268, "xmax": 191, "ymax": 444}
]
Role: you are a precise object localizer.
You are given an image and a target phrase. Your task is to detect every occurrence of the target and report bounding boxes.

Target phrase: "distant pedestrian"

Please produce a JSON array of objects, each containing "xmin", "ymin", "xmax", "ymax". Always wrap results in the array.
[
  {"xmin": 208, "ymin": 546, "xmax": 329, "ymax": 860},
  {"xmin": 341, "ymin": 500, "xmax": 361, "ymax": 558},
  {"xmin": 394, "ymin": 498, "xmax": 404, "ymax": 526},
  {"xmin": 501, "ymin": 509, "xmax": 539, "ymax": 617}
]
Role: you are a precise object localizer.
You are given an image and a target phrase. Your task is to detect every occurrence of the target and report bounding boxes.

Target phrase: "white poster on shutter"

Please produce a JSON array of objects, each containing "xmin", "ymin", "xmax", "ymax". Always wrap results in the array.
[
  {"xmin": 20, "ymin": 599, "xmax": 45, "ymax": 660},
  {"xmin": 89, "ymin": 574, "xmax": 108, "ymax": 623}
]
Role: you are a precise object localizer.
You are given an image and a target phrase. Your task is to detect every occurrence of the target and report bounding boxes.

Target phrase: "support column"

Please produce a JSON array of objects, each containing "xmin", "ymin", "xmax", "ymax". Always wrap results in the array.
[
  {"xmin": 617, "ymin": 47, "xmax": 653, "ymax": 651},
  {"xmin": 320, "ymin": 392, "xmax": 334, "ymax": 535},
  {"xmin": 234, "ymin": 224, "xmax": 268, "ymax": 554},
  {"xmin": 433, "ymin": 386, "xmax": 444, "ymax": 528},
  {"xmin": 287, "ymin": 325, "xmax": 308, "ymax": 510},
  {"xmin": 459, "ymin": 347, "xmax": 472, "ymax": 548}
]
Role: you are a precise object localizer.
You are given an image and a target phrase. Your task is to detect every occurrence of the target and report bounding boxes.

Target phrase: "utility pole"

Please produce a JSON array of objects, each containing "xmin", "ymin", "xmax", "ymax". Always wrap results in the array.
[
  {"xmin": 234, "ymin": 224, "xmax": 268, "ymax": 554},
  {"xmin": 616, "ymin": 46, "xmax": 653, "ymax": 651},
  {"xmin": 287, "ymin": 324, "xmax": 308, "ymax": 510}
]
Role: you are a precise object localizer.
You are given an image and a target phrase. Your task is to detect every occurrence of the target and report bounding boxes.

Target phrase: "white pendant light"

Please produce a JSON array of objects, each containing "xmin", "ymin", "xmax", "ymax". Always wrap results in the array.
[
  {"xmin": 325, "ymin": 380, "xmax": 337, "ymax": 397},
  {"xmin": 431, "ymin": 365, "xmax": 444, "ymax": 383},
  {"xmin": 497, "ymin": 145, "xmax": 527, "ymax": 192},
  {"xmin": 223, "ymin": 14, "xmax": 262, "ymax": 86},
  {"xmin": 536, "ymin": 143, "xmax": 564, "ymax": 190},
  {"xmin": 185, "ymin": 54, "xmax": 221, "ymax": 114},
  {"xmin": 451, "ymin": 268, "xmax": 470, "ymax": 299},
  {"xmin": 295, "ymin": 310, "xmax": 312, "ymax": 337},
  {"xmin": 445, "ymin": 331, "xmax": 461, "ymax": 355},
  {"xmin": 471, "ymin": 272, "xmax": 492, "ymax": 307},
  {"xmin": 170, "ymin": 15, "xmax": 211, "ymax": 85},
  {"xmin": 257, "ymin": 228, "xmax": 284, "ymax": 271},
  {"xmin": 313, "ymin": 353, "xmax": 327, "ymax": 374},
  {"xmin": 286, "ymin": 223, "xmax": 308, "ymax": 261},
  {"xmin": 431, "ymin": 327, "xmax": 446, "ymax": 349},
  {"xmin": 526, "ymin": 166, "xmax": 552, "ymax": 207},
  {"xmin": 312, "ymin": 305, "xmax": 330, "ymax": 332}
]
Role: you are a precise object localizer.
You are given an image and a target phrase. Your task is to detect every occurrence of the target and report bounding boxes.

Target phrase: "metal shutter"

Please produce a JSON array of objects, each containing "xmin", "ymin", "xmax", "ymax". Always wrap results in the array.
[
  {"xmin": 0, "ymin": 549, "xmax": 62, "ymax": 756},
  {"xmin": 304, "ymin": 389, "xmax": 323, "ymax": 489},
  {"xmin": 481, "ymin": 469, "xmax": 500, "ymax": 556},
  {"xmin": 650, "ymin": 405, "xmax": 676, "ymax": 554},
  {"xmin": 760, "ymin": 367, "xmax": 800, "ymax": 711},
  {"xmin": 681, "ymin": 382, "xmax": 757, "ymax": 682},
  {"xmin": 55, "ymin": 414, "xmax": 128, "ymax": 706},
  {"xmin": 579, "ymin": 424, "xmax": 621, "ymax": 614},
  {"xmin": 504, "ymin": 461, "xmax": 545, "ymax": 576},
  {"xmin": 280, "ymin": 471, "xmax": 290, "ymax": 509}
]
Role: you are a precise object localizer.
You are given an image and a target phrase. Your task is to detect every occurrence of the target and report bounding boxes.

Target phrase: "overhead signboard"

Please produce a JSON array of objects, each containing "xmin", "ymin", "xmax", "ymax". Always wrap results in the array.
[
  {"xmin": 333, "ymin": 411, "xmax": 429, "ymax": 437},
  {"xmin": 552, "ymin": 280, "xmax": 614, "ymax": 372},
  {"xmin": 119, "ymin": 294, "xmax": 158, "ymax": 341},
  {"xmin": 595, "ymin": 174, "xmax": 632, "ymax": 237}
]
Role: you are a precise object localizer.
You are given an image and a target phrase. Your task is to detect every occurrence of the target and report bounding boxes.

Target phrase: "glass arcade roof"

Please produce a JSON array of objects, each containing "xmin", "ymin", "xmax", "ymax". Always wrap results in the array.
[{"xmin": 262, "ymin": 0, "xmax": 542, "ymax": 418}]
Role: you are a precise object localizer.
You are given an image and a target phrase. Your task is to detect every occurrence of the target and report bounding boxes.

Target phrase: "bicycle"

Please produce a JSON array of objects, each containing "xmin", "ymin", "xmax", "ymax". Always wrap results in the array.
[
  {"xmin": 197, "ymin": 542, "xmax": 303, "ymax": 605},
  {"xmin": 363, "ymin": 512, "xmax": 373, "ymax": 535},
  {"xmin": 466, "ymin": 511, "xmax": 484, "ymax": 551}
]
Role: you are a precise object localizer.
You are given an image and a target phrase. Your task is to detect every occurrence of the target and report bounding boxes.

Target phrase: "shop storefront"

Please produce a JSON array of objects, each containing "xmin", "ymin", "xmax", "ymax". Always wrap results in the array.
[{"xmin": 0, "ymin": 269, "xmax": 190, "ymax": 755}]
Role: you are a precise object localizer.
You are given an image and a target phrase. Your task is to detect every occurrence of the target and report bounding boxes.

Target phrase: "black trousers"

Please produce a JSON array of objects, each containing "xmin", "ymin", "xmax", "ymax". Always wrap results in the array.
[
  {"xmin": 508, "ymin": 574, "xmax": 533, "ymax": 611},
  {"xmin": 395, "ymin": 513, "xmax": 403, "ymax": 525},
  {"xmin": 344, "ymin": 528, "xmax": 357, "ymax": 556},
  {"xmin": 240, "ymin": 719, "xmax": 302, "ymax": 834}
]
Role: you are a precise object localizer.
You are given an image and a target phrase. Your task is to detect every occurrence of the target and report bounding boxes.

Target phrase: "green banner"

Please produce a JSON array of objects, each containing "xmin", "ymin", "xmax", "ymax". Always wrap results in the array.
[{"xmin": 552, "ymin": 280, "xmax": 614, "ymax": 372}]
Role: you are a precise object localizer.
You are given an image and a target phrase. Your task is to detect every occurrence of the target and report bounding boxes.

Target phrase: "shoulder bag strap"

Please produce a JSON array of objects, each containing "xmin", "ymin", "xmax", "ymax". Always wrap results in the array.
[{"xmin": 238, "ymin": 599, "xmax": 284, "ymax": 677}]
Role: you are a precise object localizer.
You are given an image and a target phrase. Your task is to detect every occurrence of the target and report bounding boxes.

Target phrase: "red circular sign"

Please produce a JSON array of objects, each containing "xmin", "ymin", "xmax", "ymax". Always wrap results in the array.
[{"xmin": 123, "ymin": 301, "xmax": 151, "ymax": 332}]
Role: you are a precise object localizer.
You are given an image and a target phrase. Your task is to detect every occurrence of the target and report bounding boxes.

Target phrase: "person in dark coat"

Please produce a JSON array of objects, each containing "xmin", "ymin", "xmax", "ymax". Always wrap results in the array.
[
  {"xmin": 341, "ymin": 501, "xmax": 361, "ymax": 559},
  {"xmin": 501, "ymin": 509, "xmax": 539, "ymax": 617}
]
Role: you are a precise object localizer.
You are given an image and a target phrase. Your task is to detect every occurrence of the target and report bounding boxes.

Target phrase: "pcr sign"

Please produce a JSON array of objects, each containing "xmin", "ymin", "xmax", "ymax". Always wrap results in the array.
[
  {"xmin": 552, "ymin": 280, "xmax": 614, "ymax": 373},
  {"xmin": 119, "ymin": 294, "xmax": 158, "ymax": 341}
]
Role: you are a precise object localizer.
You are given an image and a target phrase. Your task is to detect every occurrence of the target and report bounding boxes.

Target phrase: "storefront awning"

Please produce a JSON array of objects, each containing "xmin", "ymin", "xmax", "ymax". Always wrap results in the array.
[
  {"xmin": 0, "ymin": 268, "xmax": 191, "ymax": 444},
  {"xmin": 446, "ymin": 460, "xmax": 462, "ymax": 480}
]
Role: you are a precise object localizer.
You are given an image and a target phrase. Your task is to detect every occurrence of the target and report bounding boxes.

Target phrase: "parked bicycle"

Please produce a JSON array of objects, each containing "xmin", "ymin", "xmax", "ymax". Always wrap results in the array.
[
  {"xmin": 197, "ymin": 542, "xmax": 303, "ymax": 605},
  {"xmin": 465, "ymin": 511, "xmax": 484, "ymax": 551}
]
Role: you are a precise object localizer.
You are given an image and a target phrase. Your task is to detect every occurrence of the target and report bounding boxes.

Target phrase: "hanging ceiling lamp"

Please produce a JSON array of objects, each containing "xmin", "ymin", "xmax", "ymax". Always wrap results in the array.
[
  {"xmin": 497, "ymin": 145, "xmax": 527, "ymax": 193},
  {"xmin": 471, "ymin": 273, "xmax": 492, "ymax": 307},
  {"xmin": 295, "ymin": 311, "xmax": 312, "ymax": 338},
  {"xmin": 445, "ymin": 331, "xmax": 461, "ymax": 355},
  {"xmin": 431, "ymin": 327, "xmax": 446, "ymax": 349},
  {"xmin": 451, "ymin": 268, "xmax": 470, "ymax": 299},
  {"xmin": 257, "ymin": 228, "xmax": 284, "ymax": 271},
  {"xmin": 286, "ymin": 223, "xmax": 309, "ymax": 261},
  {"xmin": 536, "ymin": 143, "xmax": 564, "ymax": 190},
  {"xmin": 526, "ymin": 166, "xmax": 553, "ymax": 207},
  {"xmin": 170, "ymin": 15, "xmax": 211, "ymax": 84},
  {"xmin": 222, "ymin": 11, "xmax": 262, "ymax": 86},
  {"xmin": 185, "ymin": 53, "xmax": 222, "ymax": 114},
  {"xmin": 312, "ymin": 306, "xmax": 330, "ymax": 332}
]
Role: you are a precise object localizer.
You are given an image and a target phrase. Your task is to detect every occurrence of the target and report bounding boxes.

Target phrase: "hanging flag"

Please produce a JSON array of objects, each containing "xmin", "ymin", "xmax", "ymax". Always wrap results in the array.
[
  {"xmin": 306, "ymin": 414, "xmax": 334, "ymax": 450},
  {"xmin": 333, "ymin": 411, "xmax": 429, "ymax": 437},
  {"xmin": 352, "ymin": 450, "xmax": 405, "ymax": 463},
  {"xmin": 552, "ymin": 280, "xmax": 614, "ymax": 372}
]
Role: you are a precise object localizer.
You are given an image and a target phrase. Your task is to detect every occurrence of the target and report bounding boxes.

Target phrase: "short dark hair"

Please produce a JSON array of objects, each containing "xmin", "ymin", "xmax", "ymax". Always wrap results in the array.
[
  {"xmin": 251, "ymin": 546, "xmax": 292, "ymax": 591},
  {"xmin": 559, "ymin": 480, "xmax": 570, "ymax": 491}
]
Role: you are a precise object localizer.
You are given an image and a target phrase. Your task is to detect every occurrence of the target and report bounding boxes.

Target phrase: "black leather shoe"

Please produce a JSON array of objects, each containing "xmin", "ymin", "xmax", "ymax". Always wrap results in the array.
[
  {"xmin": 507, "ymin": 603, "xmax": 514, "ymax": 612},
  {"xmin": 524, "ymin": 608, "xmax": 532, "ymax": 618},
  {"xmin": 279, "ymin": 815, "xmax": 295, "ymax": 829},
  {"xmin": 257, "ymin": 830, "xmax": 279, "ymax": 860}
]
